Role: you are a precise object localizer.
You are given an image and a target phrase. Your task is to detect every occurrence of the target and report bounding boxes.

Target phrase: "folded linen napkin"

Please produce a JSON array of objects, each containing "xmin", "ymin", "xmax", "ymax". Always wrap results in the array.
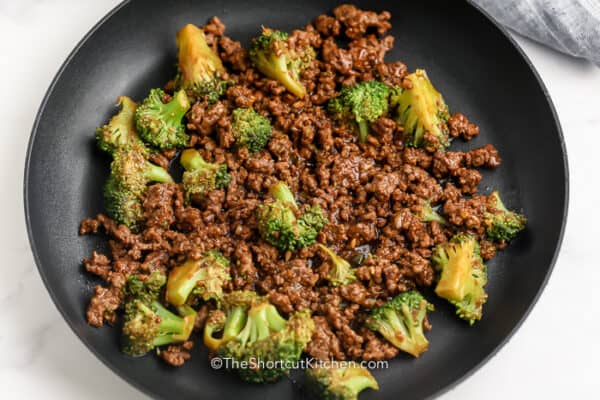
[{"xmin": 473, "ymin": 0, "xmax": 600, "ymax": 65}]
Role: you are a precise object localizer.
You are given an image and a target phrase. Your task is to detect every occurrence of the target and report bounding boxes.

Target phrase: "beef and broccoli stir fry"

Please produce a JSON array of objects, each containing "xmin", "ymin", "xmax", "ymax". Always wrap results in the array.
[{"xmin": 80, "ymin": 4, "xmax": 525, "ymax": 397}]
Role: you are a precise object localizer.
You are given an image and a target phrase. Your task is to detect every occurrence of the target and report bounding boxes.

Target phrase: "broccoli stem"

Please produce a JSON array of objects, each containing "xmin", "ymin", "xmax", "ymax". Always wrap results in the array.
[
  {"xmin": 318, "ymin": 244, "xmax": 343, "ymax": 266},
  {"xmin": 381, "ymin": 309, "xmax": 405, "ymax": 348},
  {"xmin": 265, "ymin": 304, "xmax": 287, "ymax": 330},
  {"xmin": 177, "ymin": 304, "xmax": 197, "ymax": 318},
  {"xmin": 257, "ymin": 52, "xmax": 306, "ymax": 98},
  {"xmin": 152, "ymin": 335, "xmax": 178, "ymax": 347},
  {"xmin": 277, "ymin": 69, "xmax": 306, "ymax": 98},
  {"xmin": 238, "ymin": 304, "xmax": 286, "ymax": 345},
  {"xmin": 269, "ymin": 182, "xmax": 298, "ymax": 209},
  {"xmin": 166, "ymin": 259, "xmax": 204, "ymax": 306},
  {"xmin": 422, "ymin": 203, "xmax": 447, "ymax": 225},
  {"xmin": 223, "ymin": 307, "xmax": 247, "ymax": 341},
  {"xmin": 491, "ymin": 191, "xmax": 508, "ymax": 212},
  {"xmin": 180, "ymin": 148, "xmax": 205, "ymax": 171},
  {"xmin": 132, "ymin": 301, "xmax": 194, "ymax": 347},
  {"xmin": 401, "ymin": 304, "xmax": 419, "ymax": 342},
  {"xmin": 427, "ymin": 211, "xmax": 447, "ymax": 225},
  {"xmin": 204, "ymin": 312, "xmax": 227, "ymax": 351},
  {"xmin": 254, "ymin": 317, "xmax": 271, "ymax": 342},
  {"xmin": 164, "ymin": 90, "xmax": 191, "ymax": 125},
  {"xmin": 145, "ymin": 162, "xmax": 174, "ymax": 183},
  {"xmin": 358, "ymin": 120, "xmax": 369, "ymax": 142},
  {"xmin": 317, "ymin": 244, "xmax": 356, "ymax": 286},
  {"xmin": 151, "ymin": 301, "xmax": 186, "ymax": 333}
]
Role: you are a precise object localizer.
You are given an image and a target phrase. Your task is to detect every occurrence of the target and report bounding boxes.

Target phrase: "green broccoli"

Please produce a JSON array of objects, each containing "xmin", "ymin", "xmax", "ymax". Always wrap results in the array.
[
  {"xmin": 180, "ymin": 149, "xmax": 231, "ymax": 203},
  {"xmin": 103, "ymin": 145, "xmax": 173, "ymax": 229},
  {"xmin": 257, "ymin": 182, "xmax": 327, "ymax": 251},
  {"xmin": 102, "ymin": 175, "xmax": 143, "ymax": 229},
  {"xmin": 124, "ymin": 269, "xmax": 166, "ymax": 302},
  {"xmin": 166, "ymin": 250, "xmax": 231, "ymax": 306},
  {"xmin": 304, "ymin": 362, "xmax": 379, "ymax": 400},
  {"xmin": 174, "ymin": 23, "xmax": 229, "ymax": 103},
  {"xmin": 390, "ymin": 69, "xmax": 450, "ymax": 150},
  {"xmin": 484, "ymin": 191, "xmax": 526, "ymax": 242},
  {"xmin": 121, "ymin": 271, "xmax": 196, "ymax": 356},
  {"xmin": 366, "ymin": 291, "xmax": 434, "ymax": 357},
  {"xmin": 135, "ymin": 88, "xmax": 191, "ymax": 149},
  {"xmin": 417, "ymin": 200, "xmax": 447, "ymax": 225},
  {"xmin": 204, "ymin": 291, "xmax": 315, "ymax": 383},
  {"xmin": 249, "ymin": 27, "xmax": 314, "ymax": 98},
  {"xmin": 95, "ymin": 96, "xmax": 142, "ymax": 154},
  {"xmin": 231, "ymin": 108, "xmax": 272, "ymax": 152},
  {"xmin": 431, "ymin": 234, "xmax": 488, "ymax": 325},
  {"xmin": 327, "ymin": 81, "xmax": 390, "ymax": 142},
  {"xmin": 318, "ymin": 244, "xmax": 356, "ymax": 286},
  {"xmin": 110, "ymin": 145, "xmax": 173, "ymax": 192}
]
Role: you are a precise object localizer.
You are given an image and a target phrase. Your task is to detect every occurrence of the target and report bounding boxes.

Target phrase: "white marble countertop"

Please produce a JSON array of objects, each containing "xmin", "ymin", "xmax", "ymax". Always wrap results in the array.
[{"xmin": 1, "ymin": 1, "xmax": 598, "ymax": 398}]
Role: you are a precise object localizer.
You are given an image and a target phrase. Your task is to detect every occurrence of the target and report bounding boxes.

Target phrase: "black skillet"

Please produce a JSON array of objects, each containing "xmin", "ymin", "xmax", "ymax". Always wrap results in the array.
[{"xmin": 24, "ymin": 0, "xmax": 568, "ymax": 398}]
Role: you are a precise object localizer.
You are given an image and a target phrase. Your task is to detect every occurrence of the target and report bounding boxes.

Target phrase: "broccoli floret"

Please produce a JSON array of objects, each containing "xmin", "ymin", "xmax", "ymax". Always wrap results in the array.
[
  {"xmin": 327, "ymin": 81, "xmax": 390, "ymax": 142},
  {"xmin": 125, "ymin": 269, "xmax": 166, "ymax": 302},
  {"xmin": 249, "ymin": 28, "xmax": 314, "ymax": 98},
  {"xmin": 204, "ymin": 291, "xmax": 315, "ymax": 383},
  {"xmin": 110, "ymin": 145, "xmax": 173, "ymax": 192},
  {"xmin": 417, "ymin": 200, "xmax": 447, "ymax": 225},
  {"xmin": 257, "ymin": 182, "xmax": 327, "ymax": 251},
  {"xmin": 484, "ymin": 191, "xmax": 526, "ymax": 242},
  {"xmin": 102, "ymin": 175, "xmax": 143, "ymax": 229},
  {"xmin": 135, "ymin": 88, "xmax": 191, "ymax": 149},
  {"xmin": 121, "ymin": 271, "xmax": 195, "ymax": 356},
  {"xmin": 318, "ymin": 244, "xmax": 356, "ymax": 286},
  {"xmin": 431, "ymin": 234, "xmax": 488, "ymax": 325},
  {"xmin": 174, "ymin": 23, "xmax": 229, "ymax": 103},
  {"xmin": 366, "ymin": 291, "xmax": 434, "ymax": 357},
  {"xmin": 180, "ymin": 149, "xmax": 231, "ymax": 203},
  {"xmin": 95, "ymin": 96, "xmax": 142, "ymax": 154},
  {"xmin": 304, "ymin": 362, "xmax": 379, "ymax": 400},
  {"xmin": 391, "ymin": 69, "xmax": 450, "ymax": 150},
  {"xmin": 166, "ymin": 250, "xmax": 231, "ymax": 306},
  {"xmin": 231, "ymin": 108, "xmax": 272, "ymax": 152},
  {"xmin": 103, "ymin": 145, "xmax": 173, "ymax": 229},
  {"xmin": 300, "ymin": 205, "xmax": 329, "ymax": 232}
]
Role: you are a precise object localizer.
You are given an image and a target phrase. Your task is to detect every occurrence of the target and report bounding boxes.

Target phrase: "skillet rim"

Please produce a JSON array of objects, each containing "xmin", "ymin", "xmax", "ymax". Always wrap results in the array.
[{"xmin": 23, "ymin": 0, "xmax": 569, "ymax": 398}]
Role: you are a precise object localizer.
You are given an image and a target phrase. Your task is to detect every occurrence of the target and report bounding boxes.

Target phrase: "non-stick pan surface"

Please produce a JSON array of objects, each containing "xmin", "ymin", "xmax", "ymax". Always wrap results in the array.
[{"xmin": 24, "ymin": 0, "xmax": 568, "ymax": 398}]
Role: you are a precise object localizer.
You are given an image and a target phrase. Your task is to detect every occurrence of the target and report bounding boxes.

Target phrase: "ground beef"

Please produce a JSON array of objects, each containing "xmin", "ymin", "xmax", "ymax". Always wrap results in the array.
[
  {"xmin": 314, "ymin": 15, "xmax": 341, "ymax": 37},
  {"xmin": 204, "ymin": 16, "xmax": 225, "ymax": 37},
  {"xmin": 448, "ymin": 113, "xmax": 480, "ymax": 140},
  {"xmin": 464, "ymin": 144, "xmax": 502, "ymax": 168},
  {"xmin": 306, "ymin": 316, "xmax": 346, "ymax": 361},
  {"xmin": 333, "ymin": 4, "xmax": 392, "ymax": 39},
  {"xmin": 148, "ymin": 152, "xmax": 170, "ymax": 170},
  {"xmin": 219, "ymin": 36, "xmax": 248, "ymax": 72},
  {"xmin": 361, "ymin": 328, "xmax": 399, "ymax": 360},
  {"xmin": 160, "ymin": 341, "xmax": 194, "ymax": 367},
  {"xmin": 83, "ymin": 251, "xmax": 112, "ymax": 280},
  {"xmin": 86, "ymin": 285, "xmax": 121, "ymax": 327},
  {"xmin": 80, "ymin": 5, "xmax": 510, "ymax": 365}
]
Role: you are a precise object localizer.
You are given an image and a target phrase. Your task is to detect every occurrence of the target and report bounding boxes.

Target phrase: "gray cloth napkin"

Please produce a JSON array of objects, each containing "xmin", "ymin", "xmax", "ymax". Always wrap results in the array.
[{"xmin": 472, "ymin": 0, "xmax": 600, "ymax": 65}]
